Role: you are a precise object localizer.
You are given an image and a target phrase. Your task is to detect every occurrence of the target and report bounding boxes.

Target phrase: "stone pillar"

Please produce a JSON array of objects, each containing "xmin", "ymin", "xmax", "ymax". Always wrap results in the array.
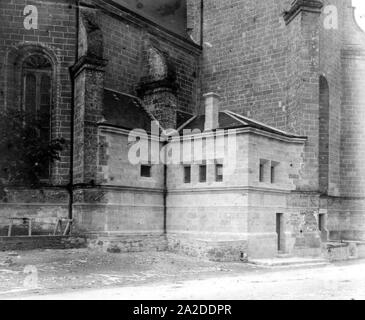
[
  {"xmin": 284, "ymin": 0, "xmax": 323, "ymax": 255},
  {"xmin": 186, "ymin": 0, "xmax": 202, "ymax": 45},
  {"xmin": 70, "ymin": 9, "xmax": 107, "ymax": 185},
  {"xmin": 137, "ymin": 45, "xmax": 178, "ymax": 130},
  {"xmin": 284, "ymin": 0, "xmax": 323, "ymax": 192},
  {"xmin": 138, "ymin": 84, "xmax": 178, "ymax": 130}
]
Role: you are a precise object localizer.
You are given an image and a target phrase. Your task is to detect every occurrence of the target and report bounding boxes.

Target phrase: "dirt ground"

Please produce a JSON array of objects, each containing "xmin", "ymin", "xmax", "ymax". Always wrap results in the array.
[
  {"xmin": 0, "ymin": 248, "xmax": 259, "ymax": 297},
  {"xmin": 19, "ymin": 260, "xmax": 364, "ymax": 300},
  {"xmin": 1, "ymin": 249, "xmax": 364, "ymax": 300}
]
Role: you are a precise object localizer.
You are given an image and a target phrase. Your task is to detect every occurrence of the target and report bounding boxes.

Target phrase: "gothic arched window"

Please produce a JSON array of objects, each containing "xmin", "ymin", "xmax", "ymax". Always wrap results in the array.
[{"xmin": 22, "ymin": 54, "xmax": 53, "ymax": 178}]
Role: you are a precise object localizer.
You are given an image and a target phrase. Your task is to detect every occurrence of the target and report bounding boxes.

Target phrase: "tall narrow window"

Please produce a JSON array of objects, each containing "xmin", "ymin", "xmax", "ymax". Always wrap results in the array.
[
  {"xmin": 259, "ymin": 163, "xmax": 264, "ymax": 182},
  {"xmin": 318, "ymin": 214, "xmax": 324, "ymax": 232},
  {"xmin": 22, "ymin": 54, "xmax": 53, "ymax": 178},
  {"xmin": 270, "ymin": 165, "xmax": 275, "ymax": 183},
  {"xmin": 39, "ymin": 74, "xmax": 52, "ymax": 143},
  {"xmin": 259, "ymin": 159, "xmax": 268, "ymax": 182},
  {"xmin": 270, "ymin": 161, "xmax": 279, "ymax": 184},
  {"xmin": 199, "ymin": 164, "xmax": 207, "ymax": 183},
  {"xmin": 184, "ymin": 166, "xmax": 191, "ymax": 183}
]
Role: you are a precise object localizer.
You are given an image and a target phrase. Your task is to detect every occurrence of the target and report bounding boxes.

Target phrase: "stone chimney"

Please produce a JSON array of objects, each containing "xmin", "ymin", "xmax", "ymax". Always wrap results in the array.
[{"xmin": 203, "ymin": 92, "xmax": 220, "ymax": 131}]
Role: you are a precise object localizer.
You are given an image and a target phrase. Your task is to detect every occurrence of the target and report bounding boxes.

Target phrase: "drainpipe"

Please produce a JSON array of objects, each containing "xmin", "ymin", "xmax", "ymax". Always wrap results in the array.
[
  {"xmin": 200, "ymin": 0, "xmax": 204, "ymax": 47},
  {"xmin": 68, "ymin": 0, "xmax": 80, "ymax": 221},
  {"xmin": 162, "ymin": 134, "xmax": 168, "ymax": 235},
  {"xmin": 163, "ymin": 163, "xmax": 167, "ymax": 235}
]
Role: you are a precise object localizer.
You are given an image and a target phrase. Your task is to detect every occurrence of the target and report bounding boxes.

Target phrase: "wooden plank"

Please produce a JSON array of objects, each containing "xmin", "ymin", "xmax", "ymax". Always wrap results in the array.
[
  {"xmin": 8, "ymin": 220, "xmax": 13, "ymax": 237},
  {"xmin": 28, "ymin": 219, "xmax": 32, "ymax": 237},
  {"xmin": 63, "ymin": 221, "xmax": 70, "ymax": 236},
  {"xmin": 53, "ymin": 219, "xmax": 60, "ymax": 236}
]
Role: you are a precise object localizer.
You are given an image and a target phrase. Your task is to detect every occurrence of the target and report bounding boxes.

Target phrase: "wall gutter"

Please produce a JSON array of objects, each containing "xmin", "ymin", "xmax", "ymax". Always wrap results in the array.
[
  {"xmin": 200, "ymin": 0, "xmax": 204, "ymax": 47},
  {"xmin": 68, "ymin": 0, "xmax": 80, "ymax": 222},
  {"xmin": 163, "ymin": 163, "xmax": 167, "ymax": 235}
]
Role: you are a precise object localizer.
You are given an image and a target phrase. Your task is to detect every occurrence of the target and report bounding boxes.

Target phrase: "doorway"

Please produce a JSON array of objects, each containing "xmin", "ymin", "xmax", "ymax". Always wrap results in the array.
[{"xmin": 276, "ymin": 213, "xmax": 284, "ymax": 252}]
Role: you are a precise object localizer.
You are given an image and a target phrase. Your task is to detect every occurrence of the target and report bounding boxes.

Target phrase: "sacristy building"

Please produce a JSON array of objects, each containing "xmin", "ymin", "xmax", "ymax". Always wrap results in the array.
[{"xmin": 1, "ymin": 0, "xmax": 365, "ymax": 260}]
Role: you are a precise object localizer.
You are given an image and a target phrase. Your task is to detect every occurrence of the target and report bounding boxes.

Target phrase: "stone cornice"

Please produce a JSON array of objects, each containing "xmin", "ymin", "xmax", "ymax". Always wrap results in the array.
[
  {"xmin": 283, "ymin": 0, "xmax": 323, "ymax": 25},
  {"xmin": 136, "ymin": 79, "xmax": 179, "ymax": 97},
  {"xmin": 168, "ymin": 186, "xmax": 293, "ymax": 195},
  {"xmin": 73, "ymin": 185, "xmax": 164, "ymax": 194},
  {"xmin": 98, "ymin": 125, "xmax": 161, "ymax": 142},
  {"xmin": 70, "ymin": 55, "xmax": 108, "ymax": 78},
  {"xmin": 98, "ymin": 123, "xmax": 307, "ymax": 145},
  {"xmin": 174, "ymin": 127, "xmax": 307, "ymax": 144}
]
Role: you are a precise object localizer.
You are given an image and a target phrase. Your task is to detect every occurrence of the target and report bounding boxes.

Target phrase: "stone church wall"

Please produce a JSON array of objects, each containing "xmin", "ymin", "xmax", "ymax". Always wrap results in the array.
[{"xmin": 0, "ymin": 0, "xmax": 76, "ymax": 235}]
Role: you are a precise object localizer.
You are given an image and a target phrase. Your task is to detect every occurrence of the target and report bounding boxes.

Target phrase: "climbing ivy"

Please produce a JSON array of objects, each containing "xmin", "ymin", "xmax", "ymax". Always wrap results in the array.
[{"xmin": 0, "ymin": 109, "xmax": 66, "ymax": 189}]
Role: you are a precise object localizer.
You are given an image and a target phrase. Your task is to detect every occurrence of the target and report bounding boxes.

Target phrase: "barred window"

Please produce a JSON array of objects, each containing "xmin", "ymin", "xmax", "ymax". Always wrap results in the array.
[{"xmin": 215, "ymin": 163, "xmax": 223, "ymax": 182}]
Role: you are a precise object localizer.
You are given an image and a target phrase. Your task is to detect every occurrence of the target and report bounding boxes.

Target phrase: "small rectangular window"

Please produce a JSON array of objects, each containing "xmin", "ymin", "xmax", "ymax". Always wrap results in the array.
[
  {"xmin": 271, "ymin": 165, "xmax": 275, "ymax": 183},
  {"xmin": 259, "ymin": 159, "xmax": 271, "ymax": 183},
  {"xmin": 184, "ymin": 166, "xmax": 191, "ymax": 183},
  {"xmin": 199, "ymin": 164, "xmax": 207, "ymax": 183},
  {"xmin": 259, "ymin": 161, "xmax": 265, "ymax": 182},
  {"xmin": 215, "ymin": 163, "xmax": 223, "ymax": 182},
  {"xmin": 319, "ymin": 214, "xmax": 325, "ymax": 232},
  {"xmin": 141, "ymin": 165, "xmax": 152, "ymax": 178},
  {"xmin": 270, "ymin": 161, "xmax": 279, "ymax": 184}
]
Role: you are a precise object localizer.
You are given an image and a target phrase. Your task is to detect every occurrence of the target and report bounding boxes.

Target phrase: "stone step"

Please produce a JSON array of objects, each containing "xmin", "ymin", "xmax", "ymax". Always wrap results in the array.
[
  {"xmin": 248, "ymin": 256, "xmax": 329, "ymax": 268},
  {"xmin": 276, "ymin": 253, "xmax": 292, "ymax": 258}
]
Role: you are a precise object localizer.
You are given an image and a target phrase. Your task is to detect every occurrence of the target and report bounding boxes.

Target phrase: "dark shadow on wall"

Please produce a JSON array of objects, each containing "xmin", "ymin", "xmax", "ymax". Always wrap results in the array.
[
  {"xmin": 111, "ymin": 0, "xmax": 187, "ymax": 36},
  {"xmin": 319, "ymin": 75, "xmax": 330, "ymax": 195}
]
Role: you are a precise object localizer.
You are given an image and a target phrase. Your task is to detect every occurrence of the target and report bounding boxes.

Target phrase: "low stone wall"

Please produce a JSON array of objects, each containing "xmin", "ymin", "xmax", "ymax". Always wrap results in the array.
[
  {"xmin": 167, "ymin": 234, "xmax": 248, "ymax": 262},
  {"xmin": 0, "ymin": 236, "xmax": 87, "ymax": 251},
  {"xmin": 86, "ymin": 233, "xmax": 167, "ymax": 253},
  {"xmin": 325, "ymin": 241, "xmax": 365, "ymax": 261},
  {"xmin": 0, "ymin": 187, "xmax": 69, "ymax": 236}
]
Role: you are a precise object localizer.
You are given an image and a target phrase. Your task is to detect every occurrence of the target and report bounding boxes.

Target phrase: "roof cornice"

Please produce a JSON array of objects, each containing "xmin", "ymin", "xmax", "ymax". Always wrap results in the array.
[{"xmin": 283, "ymin": 0, "xmax": 323, "ymax": 25}]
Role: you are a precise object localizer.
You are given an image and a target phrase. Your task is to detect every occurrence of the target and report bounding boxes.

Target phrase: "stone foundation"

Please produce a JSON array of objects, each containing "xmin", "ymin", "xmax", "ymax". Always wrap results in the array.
[
  {"xmin": 167, "ymin": 234, "xmax": 248, "ymax": 262},
  {"xmin": 247, "ymin": 233, "xmax": 277, "ymax": 259},
  {"xmin": 85, "ymin": 232, "xmax": 249, "ymax": 262},
  {"xmin": 0, "ymin": 236, "xmax": 86, "ymax": 251},
  {"xmin": 86, "ymin": 233, "xmax": 167, "ymax": 253}
]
